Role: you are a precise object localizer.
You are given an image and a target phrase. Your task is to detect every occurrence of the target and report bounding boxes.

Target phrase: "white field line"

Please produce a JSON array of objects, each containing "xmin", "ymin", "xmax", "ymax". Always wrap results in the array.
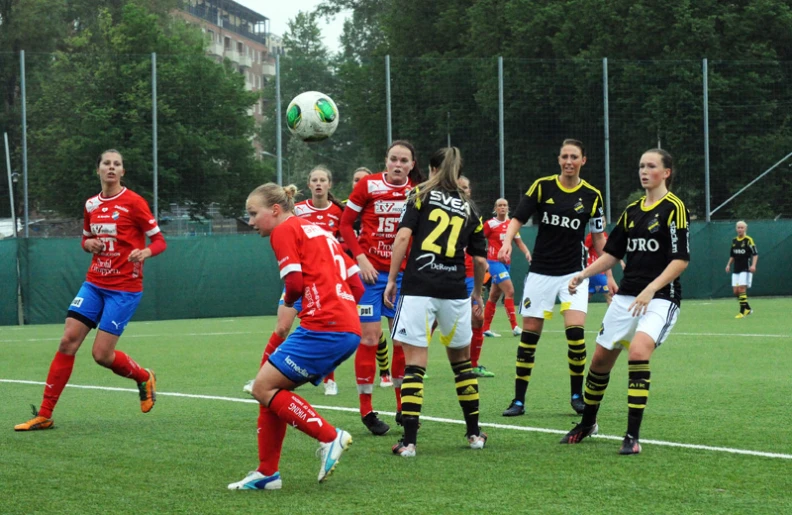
[
  {"xmin": 3, "ymin": 379, "xmax": 791, "ymax": 461},
  {"xmin": 1, "ymin": 329, "xmax": 790, "ymax": 343}
]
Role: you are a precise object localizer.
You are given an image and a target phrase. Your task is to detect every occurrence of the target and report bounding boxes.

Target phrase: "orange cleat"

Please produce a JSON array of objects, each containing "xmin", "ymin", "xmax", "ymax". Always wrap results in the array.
[
  {"xmin": 15, "ymin": 405, "xmax": 54, "ymax": 431},
  {"xmin": 138, "ymin": 369, "xmax": 157, "ymax": 413}
]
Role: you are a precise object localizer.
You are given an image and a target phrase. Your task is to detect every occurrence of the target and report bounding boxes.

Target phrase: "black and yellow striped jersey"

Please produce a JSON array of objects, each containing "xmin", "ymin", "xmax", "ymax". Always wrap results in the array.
[
  {"xmin": 513, "ymin": 175, "xmax": 605, "ymax": 276},
  {"xmin": 398, "ymin": 188, "xmax": 486, "ymax": 299},
  {"xmin": 730, "ymin": 236, "xmax": 757, "ymax": 273},
  {"xmin": 605, "ymin": 192, "xmax": 690, "ymax": 305}
]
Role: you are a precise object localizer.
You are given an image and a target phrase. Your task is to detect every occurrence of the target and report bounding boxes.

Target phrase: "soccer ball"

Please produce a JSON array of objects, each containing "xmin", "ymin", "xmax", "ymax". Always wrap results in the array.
[{"xmin": 286, "ymin": 91, "xmax": 339, "ymax": 142}]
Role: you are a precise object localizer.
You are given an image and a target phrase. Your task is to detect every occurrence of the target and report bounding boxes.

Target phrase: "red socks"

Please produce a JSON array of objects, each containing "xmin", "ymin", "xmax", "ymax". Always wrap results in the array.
[
  {"xmin": 324, "ymin": 371, "xmax": 335, "ymax": 383},
  {"xmin": 256, "ymin": 405, "xmax": 287, "ymax": 476},
  {"xmin": 355, "ymin": 344, "xmax": 377, "ymax": 416},
  {"xmin": 471, "ymin": 326, "xmax": 484, "ymax": 367},
  {"xmin": 39, "ymin": 351, "xmax": 75, "ymax": 419},
  {"xmin": 504, "ymin": 298, "xmax": 517, "ymax": 329},
  {"xmin": 483, "ymin": 301, "xmax": 497, "ymax": 331},
  {"xmin": 109, "ymin": 351, "xmax": 149, "ymax": 383},
  {"xmin": 262, "ymin": 333, "xmax": 286, "ymax": 366},
  {"xmin": 268, "ymin": 390, "xmax": 337, "ymax": 443}
]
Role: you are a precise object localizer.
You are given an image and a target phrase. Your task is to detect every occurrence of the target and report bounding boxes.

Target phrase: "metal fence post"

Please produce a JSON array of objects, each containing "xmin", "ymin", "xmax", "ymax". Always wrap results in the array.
[
  {"xmin": 152, "ymin": 53, "xmax": 159, "ymax": 219},
  {"xmin": 498, "ymin": 56, "xmax": 505, "ymax": 199},
  {"xmin": 386, "ymin": 55, "xmax": 392, "ymax": 147},
  {"xmin": 703, "ymin": 58, "xmax": 711, "ymax": 222},
  {"xmin": 20, "ymin": 50, "xmax": 28, "ymax": 237},
  {"xmin": 276, "ymin": 53, "xmax": 282, "ymax": 186},
  {"xmin": 603, "ymin": 58, "xmax": 611, "ymax": 223}
]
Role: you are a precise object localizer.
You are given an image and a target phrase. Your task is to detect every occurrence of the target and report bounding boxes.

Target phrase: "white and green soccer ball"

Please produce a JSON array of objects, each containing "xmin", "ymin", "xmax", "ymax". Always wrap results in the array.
[{"xmin": 285, "ymin": 91, "xmax": 339, "ymax": 142}]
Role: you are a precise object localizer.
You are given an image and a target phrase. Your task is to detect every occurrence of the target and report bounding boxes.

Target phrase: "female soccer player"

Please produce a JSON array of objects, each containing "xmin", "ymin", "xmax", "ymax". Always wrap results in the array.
[
  {"xmin": 481, "ymin": 198, "xmax": 531, "ymax": 338},
  {"xmin": 560, "ymin": 148, "xmax": 690, "ymax": 455},
  {"xmin": 229, "ymin": 182, "xmax": 364, "ymax": 490},
  {"xmin": 725, "ymin": 221, "xmax": 758, "ymax": 318},
  {"xmin": 458, "ymin": 175, "xmax": 490, "ymax": 378},
  {"xmin": 339, "ymin": 140, "xmax": 423, "ymax": 436},
  {"xmin": 348, "ymin": 166, "xmax": 394, "ymax": 388},
  {"xmin": 15, "ymin": 150, "xmax": 166, "ymax": 431},
  {"xmin": 384, "ymin": 147, "xmax": 488, "ymax": 457},
  {"xmin": 243, "ymin": 166, "xmax": 345, "ymax": 397},
  {"xmin": 499, "ymin": 139, "xmax": 613, "ymax": 417}
]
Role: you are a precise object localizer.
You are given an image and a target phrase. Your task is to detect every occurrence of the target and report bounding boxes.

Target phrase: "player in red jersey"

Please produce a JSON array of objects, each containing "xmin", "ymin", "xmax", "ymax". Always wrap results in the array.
[
  {"xmin": 229, "ymin": 182, "xmax": 365, "ymax": 490},
  {"xmin": 242, "ymin": 166, "xmax": 346, "ymax": 397},
  {"xmin": 15, "ymin": 150, "xmax": 166, "ymax": 431},
  {"xmin": 457, "ymin": 175, "xmax": 492, "ymax": 378},
  {"xmin": 339, "ymin": 140, "xmax": 423, "ymax": 436},
  {"xmin": 481, "ymin": 199, "xmax": 531, "ymax": 338},
  {"xmin": 585, "ymin": 232, "xmax": 614, "ymax": 305}
]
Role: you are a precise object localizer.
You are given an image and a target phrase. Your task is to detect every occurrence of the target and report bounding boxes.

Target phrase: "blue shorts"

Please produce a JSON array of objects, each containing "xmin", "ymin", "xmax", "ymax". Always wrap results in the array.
[
  {"xmin": 358, "ymin": 271, "xmax": 402, "ymax": 323},
  {"xmin": 67, "ymin": 282, "xmax": 142, "ymax": 336},
  {"xmin": 278, "ymin": 288, "xmax": 303, "ymax": 312},
  {"xmin": 269, "ymin": 326, "xmax": 360, "ymax": 385},
  {"xmin": 589, "ymin": 273, "xmax": 609, "ymax": 294},
  {"xmin": 487, "ymin": 260, "xmax": 511, "ymax": 284},
  {"xmin": 465, "ymin": 277, "xmax": 481, "ymax": 305}
]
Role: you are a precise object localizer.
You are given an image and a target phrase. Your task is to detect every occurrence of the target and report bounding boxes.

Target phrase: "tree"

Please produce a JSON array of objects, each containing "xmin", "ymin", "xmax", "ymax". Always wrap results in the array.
[{"xmin": 26, "ymin": 2, "xmax": 267, "ymax": 218}]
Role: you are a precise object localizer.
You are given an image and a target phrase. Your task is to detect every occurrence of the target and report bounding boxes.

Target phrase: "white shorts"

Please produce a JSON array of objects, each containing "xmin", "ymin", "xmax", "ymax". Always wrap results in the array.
[
  {"xmin": 391, "ymin": 295, "xmax": 472, "ymax": 349},
  {"xmin": 520, "ymin": 271, "xmax": 589, "ymax": 320},
  {"xmin": 732, "ymin": 272, "xmax": 753, "ymax": 288},
  {"xmin": 596, "ymin": 295, "xmax": 679, "ymax": 351}
]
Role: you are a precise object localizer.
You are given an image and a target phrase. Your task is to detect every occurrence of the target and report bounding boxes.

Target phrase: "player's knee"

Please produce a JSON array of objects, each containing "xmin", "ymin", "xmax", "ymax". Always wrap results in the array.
[
  {"xmin": 91, "ymin": 346, "xmax": 114, "ymax": 367},
  {"xmin": 273, "ymin": 324, "xmax": 291, "ymax": 339},
  {"xmin": 58, "ymin": 333, "xmax": 82, "ymax": 355}
]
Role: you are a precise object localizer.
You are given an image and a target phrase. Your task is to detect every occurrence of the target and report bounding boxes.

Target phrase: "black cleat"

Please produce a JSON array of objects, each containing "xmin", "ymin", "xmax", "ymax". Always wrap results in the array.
[
  {"xmin": 560, "ymin": 422, "xmax": 598, "ymax": 444},
  {"xmin": 362, "ymin": 411, "xmax": 390, "ymax": 436},
  {"xmin": 619, "ymin": 434, "xmax": 642, "ymax": 455},
  {"xmin": 570, "ymin": 394, "xmax": 586, "ymax": 415},
  {"xmin": 502, "ymin": 400, "xmax": 525, "ymax": 417}
]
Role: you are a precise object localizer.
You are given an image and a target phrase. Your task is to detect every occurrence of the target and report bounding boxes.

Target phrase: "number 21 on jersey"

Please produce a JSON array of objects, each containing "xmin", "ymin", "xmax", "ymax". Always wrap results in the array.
[{"xmin": 421, "ymin": 208, "xmax": 463, "ymax": 258}]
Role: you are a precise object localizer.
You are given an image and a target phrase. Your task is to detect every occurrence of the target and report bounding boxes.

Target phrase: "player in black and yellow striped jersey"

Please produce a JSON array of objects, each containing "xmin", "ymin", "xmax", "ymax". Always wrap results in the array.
[
  {"xmin": 384, "ymin": 147, "xmax": 488, "ymax": 457},
  {"xmin": 561, "ymin": 149, "xmax": 690, "ymax": 455},
  {"xmin": 725, "ymin": 221, "xmax": 758, "ymax": 318},
  {"xmin": 499, "ymin": 139, "xmax": 613, "ymax": 418}
]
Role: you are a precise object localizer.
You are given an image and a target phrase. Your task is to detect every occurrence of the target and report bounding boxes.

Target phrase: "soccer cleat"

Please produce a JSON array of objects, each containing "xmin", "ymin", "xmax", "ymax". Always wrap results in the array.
[
  {"xmin": 324, "ymin": 380, "xmax": 338, "ymax": 396},
  {"xmin": 472, "ymin": 365, "xmax": 495, "ymax": 378},
  {"xmin": 361, "ymin": 411, "xmax": 390, "ymax": 436},
  {"xmin": 467, "ymin": 432, "xmax": 488, "ymax": 450},
  {"xmin": 392, "ymin": 439, "xmax": 416, "ymax": 457},
  {"xmin": 559, "ymin": 422, "xmax": 599, "ymax": 444},
  {"xmin": 734, "ymin": 313, "xmax": 744, "ymax": 319},
  {"xmin": 512, "ymin": 326, "xmax": 522, "ymax": 336},
  {"xmin": 502, "ymin": 400, "xmax": 525, "ymax": 417},
  {"xmin": 228, "ymin": 471, "xmax": 282, "ymax": 490},
  {"xmin": 137, "ymin": 369, "xmax": 156, "ymax": 413},
  {"xmin": 318, "ymin": 428, "xmax": 352, "ymax": 482},
  {"xmin": 570, "ymin": 394, "xmax": 586, "ymax": 415},
  {"xmin": 744, "ymin": 309, "xmax": 753, "ymax": 316},
  {"xmin": 483, "ymin": 330, "xmax": 501, "ymax": 338},
  {"xmin": 379, "ymin": 373, "xmax": 393, "ymax": 388},
  {"xmin": 243, "ymin": 379, "xmax": 255, "ymax": 396},
  {"xmin": 14, "ymin": 405, "xmax": 54, "ymax": 432},
  {"xmin": 619, "ymin": 434, "xmax": 642, "ymax": 455}
]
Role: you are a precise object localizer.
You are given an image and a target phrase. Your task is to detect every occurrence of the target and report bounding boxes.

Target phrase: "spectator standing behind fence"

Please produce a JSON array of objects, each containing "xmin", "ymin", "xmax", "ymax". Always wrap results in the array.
[
  {"xmin": 481, "ymin": 198, "xmax": 531, "ymax": 338},
  {"xmin": 725, "ymin": 221, "xmax": 758, "ymax": 318},
  {"xmin": 229, "ymin": 183, "xmax": 364, "ymax": 490},
  {"xmin": 560, "ymin": 148, "xmax": 690, "ymax": 455},
  {"xmin": 243, "ymin": 166, "xmax": 345, "ymax": 398},
  {"xmin": 15, "ymin": 150, "xmax": 166, "ymax": 432},
  {"xmin": 499, "ymin": 139, "xmax": 612, "ymax": 418}
]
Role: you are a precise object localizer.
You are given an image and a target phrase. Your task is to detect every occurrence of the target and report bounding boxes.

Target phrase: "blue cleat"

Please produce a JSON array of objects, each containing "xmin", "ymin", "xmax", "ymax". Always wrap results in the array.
[{"xmin": 228, "ymin": 471, "xmax": 282, "ymax": 490}]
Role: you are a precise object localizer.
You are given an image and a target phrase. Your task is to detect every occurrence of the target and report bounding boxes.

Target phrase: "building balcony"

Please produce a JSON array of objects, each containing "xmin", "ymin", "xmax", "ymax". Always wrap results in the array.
[
  {"xmin": 261, "ymin": 62, "xmax": 276, "ymax": 77},
  {"xmin": 208, "ymin": 41, "xmax": 224, "ymax": 57}
]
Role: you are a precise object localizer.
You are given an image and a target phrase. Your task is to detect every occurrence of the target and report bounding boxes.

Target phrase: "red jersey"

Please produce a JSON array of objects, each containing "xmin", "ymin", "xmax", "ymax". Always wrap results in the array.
[
  {"xmin": 294, "ymin": 199, "xmax": 343, "ymax": 239},
  {"xmin": 464, "ymin": 253, "xmax": 474, "ymax": 278},
  {"xmin": 82, "ymin": 188, "xmax": 163, "ymax": 292},
  {"xmin": 483, "ymin": 217, "xmax": 519, "ymax": 262},
  {"xmin": 344, "ymin": 172, "xmax": 413, "ymax": 272},
  {"xmin": 271, "ymin": 216, "xmax": 361, "ymax": 335},
  {"xmin": 584, "ymin": 231, "xmax": 608, "ymax": 266}
]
